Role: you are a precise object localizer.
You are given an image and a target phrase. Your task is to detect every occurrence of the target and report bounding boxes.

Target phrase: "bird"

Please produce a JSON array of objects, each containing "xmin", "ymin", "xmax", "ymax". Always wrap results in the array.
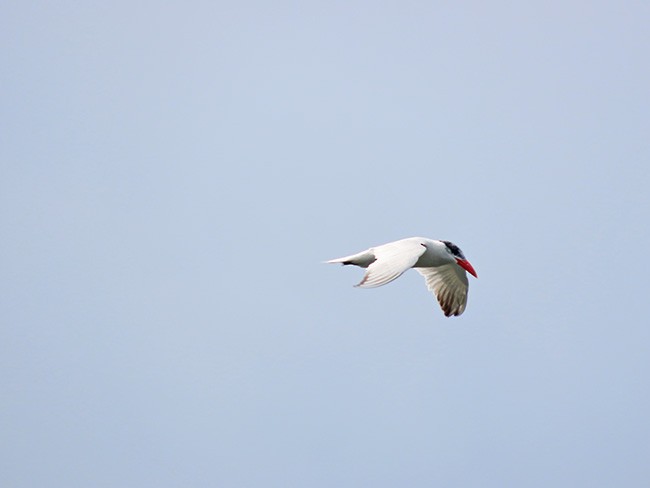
[{"xmin": 326, "ymin": 237, "xmax": 477, "ymax": 316}]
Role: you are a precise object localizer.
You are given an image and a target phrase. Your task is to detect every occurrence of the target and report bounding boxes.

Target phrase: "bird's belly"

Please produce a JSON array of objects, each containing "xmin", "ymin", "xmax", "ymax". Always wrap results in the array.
[{"xmin": 413, "ymin": 253, "xmax": 448, "ymax": 268}]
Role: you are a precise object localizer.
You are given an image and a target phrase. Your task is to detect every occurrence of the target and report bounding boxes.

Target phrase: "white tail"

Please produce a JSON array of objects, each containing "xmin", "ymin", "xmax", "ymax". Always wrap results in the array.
[{"xmin": 326, "ymin": 249, "xmax": 376, "ymax": 268}]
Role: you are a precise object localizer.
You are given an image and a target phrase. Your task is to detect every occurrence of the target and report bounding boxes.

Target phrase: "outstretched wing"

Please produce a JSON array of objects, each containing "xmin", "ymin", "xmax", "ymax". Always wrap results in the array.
[
  {"xmin": 416, "ymin": 264, "xmax": 469, "ymax": 316},
  {"xmin": 356, "ymin": 240, "xmax": 427, "ymax": 288}
]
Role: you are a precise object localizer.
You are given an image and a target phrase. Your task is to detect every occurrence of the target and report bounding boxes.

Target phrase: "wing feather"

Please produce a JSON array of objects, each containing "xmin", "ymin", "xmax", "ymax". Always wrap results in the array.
[
  {"xmin": 356, "ymin": 240, "xmax": 427, "ymax": 288},
  {"xmin": 416, "ymin": 264, "xmax": 469, "ymax": 316}
]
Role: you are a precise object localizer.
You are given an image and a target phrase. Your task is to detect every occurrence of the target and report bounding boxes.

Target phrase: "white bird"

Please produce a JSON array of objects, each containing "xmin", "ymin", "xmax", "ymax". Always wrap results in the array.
[{"xmin": 327, "ymin": 237, "xmax": 478, "ymax": 316}]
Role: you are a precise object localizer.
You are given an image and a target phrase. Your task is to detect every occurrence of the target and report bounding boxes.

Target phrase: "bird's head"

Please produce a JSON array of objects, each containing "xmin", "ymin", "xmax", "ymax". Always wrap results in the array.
[{"xmin": 441, "ymin": 240, "xmax": 478, "ymax": 278}]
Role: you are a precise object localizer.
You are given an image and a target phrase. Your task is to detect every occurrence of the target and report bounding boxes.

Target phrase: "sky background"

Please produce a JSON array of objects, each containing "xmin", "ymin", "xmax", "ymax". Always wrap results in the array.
[{"xmin": 2, "ymin": 1, "xmax": 650, "ymax": 487}]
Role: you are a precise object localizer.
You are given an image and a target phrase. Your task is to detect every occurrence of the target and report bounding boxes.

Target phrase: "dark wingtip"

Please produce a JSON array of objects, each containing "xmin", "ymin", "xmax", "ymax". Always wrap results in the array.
[{"xmin": 438, "ymin": 293, "xmax": 461, "ymax": 317}]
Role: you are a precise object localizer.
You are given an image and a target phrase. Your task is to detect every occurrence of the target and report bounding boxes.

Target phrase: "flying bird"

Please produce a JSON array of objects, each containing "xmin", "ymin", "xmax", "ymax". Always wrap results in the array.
[{"xmin": 327, "ymin": 237, "xmax": 477, "ymax": 316}]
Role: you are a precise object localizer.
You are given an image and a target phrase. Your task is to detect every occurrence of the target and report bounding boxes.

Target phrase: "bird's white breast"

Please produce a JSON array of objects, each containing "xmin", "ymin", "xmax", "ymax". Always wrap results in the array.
[{"xmin": 411, "ymin": 238, "xmax": 452, "ymax": 268}]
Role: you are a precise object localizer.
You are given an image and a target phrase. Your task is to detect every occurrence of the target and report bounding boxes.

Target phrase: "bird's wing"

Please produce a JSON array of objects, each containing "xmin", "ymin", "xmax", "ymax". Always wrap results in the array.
[
  {"xmin": 416, "ymin": 264, "xmax": 469, "ymax": 316},
  {"xmin": 356, "ymin": 240, "xmax": 426, "ymax": 288}
]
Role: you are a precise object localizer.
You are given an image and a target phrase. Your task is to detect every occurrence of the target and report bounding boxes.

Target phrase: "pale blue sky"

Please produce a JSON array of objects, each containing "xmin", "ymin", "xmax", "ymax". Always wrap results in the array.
[{"xmin": 2, "ymin": 2, "xmax": 650, "ymax": 487}]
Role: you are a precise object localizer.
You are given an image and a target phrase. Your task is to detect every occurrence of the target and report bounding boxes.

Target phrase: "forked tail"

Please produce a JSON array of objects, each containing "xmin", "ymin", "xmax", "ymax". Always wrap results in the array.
[{"xmin": 325, "ymin": 249, "xmax": 376, "ymax": 268}]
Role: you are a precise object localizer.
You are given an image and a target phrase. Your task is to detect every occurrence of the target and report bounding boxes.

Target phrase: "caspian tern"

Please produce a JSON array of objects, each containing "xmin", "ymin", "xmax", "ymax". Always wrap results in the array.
[{"xmin": 327, "ymin": 237, "xmax": 477, "ymax": 316}]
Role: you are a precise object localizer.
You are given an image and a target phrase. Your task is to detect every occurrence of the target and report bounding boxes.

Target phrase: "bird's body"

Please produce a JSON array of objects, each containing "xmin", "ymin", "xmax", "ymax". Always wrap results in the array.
[{"xmin": 327, "ymin": 237, "xmax": 477, "ymax": 317}]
